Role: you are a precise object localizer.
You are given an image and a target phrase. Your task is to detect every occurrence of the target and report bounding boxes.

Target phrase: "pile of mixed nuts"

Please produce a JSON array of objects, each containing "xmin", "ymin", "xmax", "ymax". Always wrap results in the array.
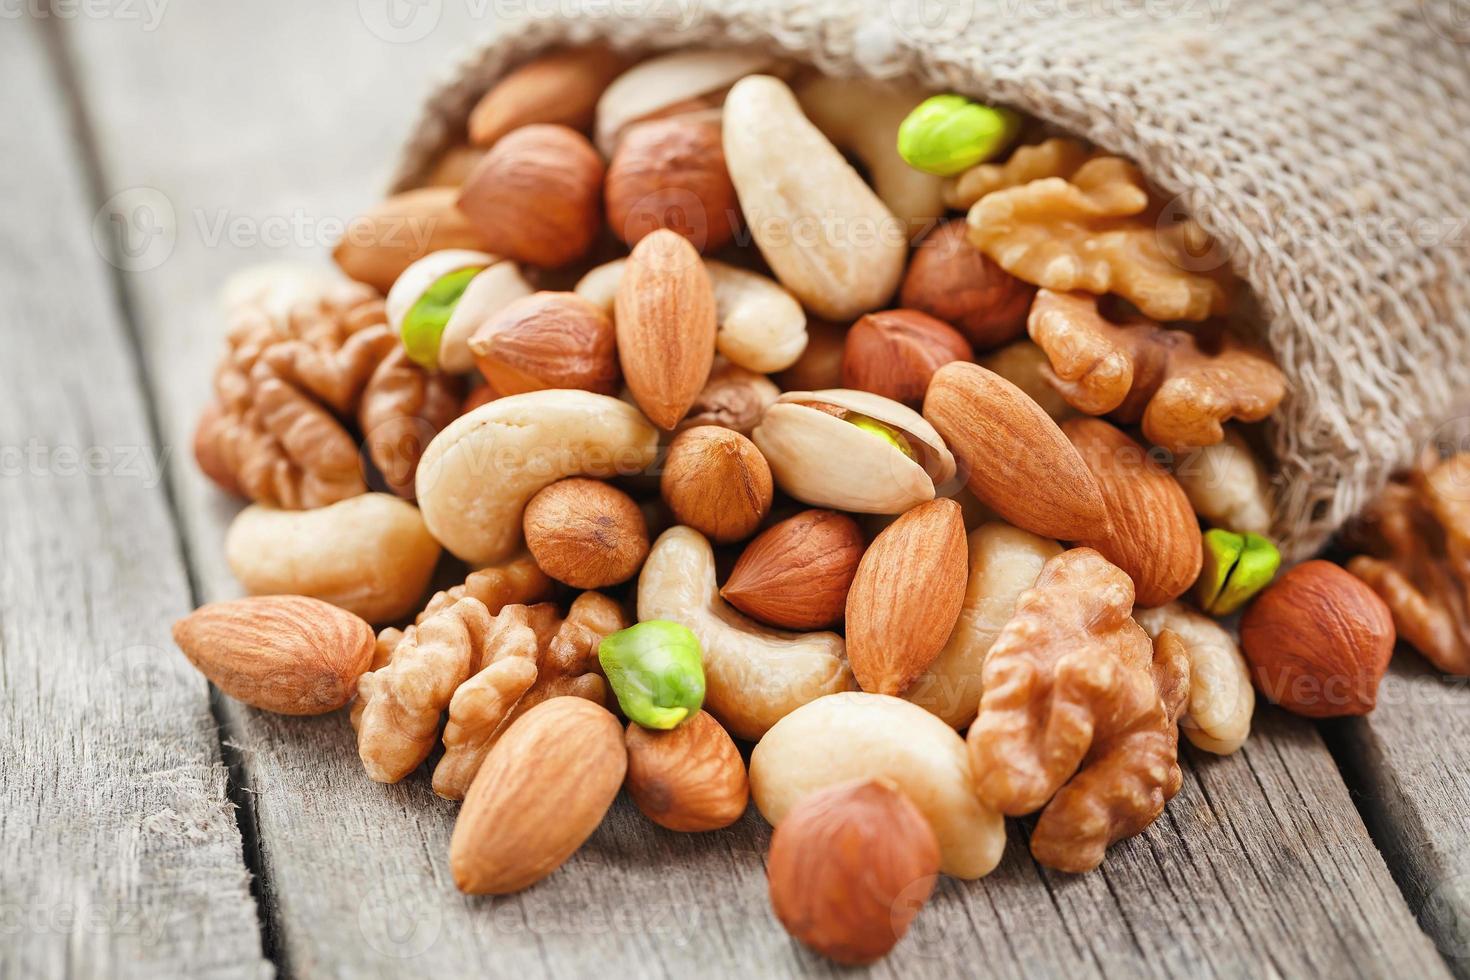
[{"xmin": 171, "ymin": 44, "xmax": 1459, "ymax": 965}]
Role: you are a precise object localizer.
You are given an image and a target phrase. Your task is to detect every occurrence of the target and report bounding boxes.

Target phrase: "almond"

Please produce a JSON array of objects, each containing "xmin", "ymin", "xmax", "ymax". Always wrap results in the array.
[
  {"xmin": 721, "ymin": 509, "xmax": 864, "ymax": 630},
  {"xmin": 841, "ymin": 309, "xmax": 973, "ymax": 407},
  {"xmin": 171, "ymin": 596, "xmax": 374, "ymax": 715},
  {"xmin": 468, "ymin": 45, "xmax": 630, "ymax": 148},
  {"xmin": 1062, "ymin": 418, "xmax": 1203, "ymax": 607},
  {"xmin": 660, "ymin": 426, "xmax": 772, "ymax": 543},
  {"xmin": 333, "ymin": 187, "xmax": 490, "ymax": 293},
  {"xmin": 624, "ymin": 711, "xmax": 748, "ymax": 832},
  {"xmin": 844, "ymin": 499, "xmax": 968, "ymax": 695},
  {"xmin": 450, "ymin": 697, "xmax": 626, "ymax": 894},
  {"xmin": 615, "ymin": 229, "xmax": 717, "ymax": 428},
  {"xmin": 923, "ymin": 361, "xmax": 1109, "ymax": 541},
  {"xmin": 468, "ymin": 291, "xmax": 620, "ymax": 396},
  {"xmin": 766, "ymin": 777, "xmax": 940, "ymax": 965},
  {"xmin": 605, "ymin": 116, "xmax": 738, "ymax": 252},
  {"xmin": 457, "ymin": 124, "xmax": 604, "ymax": 268}
]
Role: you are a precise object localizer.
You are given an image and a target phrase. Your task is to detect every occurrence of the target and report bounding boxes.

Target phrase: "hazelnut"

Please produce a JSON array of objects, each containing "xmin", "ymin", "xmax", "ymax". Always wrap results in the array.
[
  {"xmin": 468, "ymin": 291, "xmax": 620, "ymax": 396},
  {"xmin": 721, "ymin": 510, "xmax": 865, "ymax": 630},
  {"xmin": 841, "ymin": 309, "xmax": 973, "ymax": 407},
  {"xmin": 766, "ymin": 778, "xmax": 939, "ymax": 966},
  {"xmin": 624, "ymin": 711, "xmax": 748, "ymax": 832},
  {"xmin": 1240, "ymin": 560, "xmax": 1396, "ymax": 718},
  {"xmin": 606, "ymin": 117, "xmax": 738, "ymax": 253},
  {"xmin": 680, "ymin": 360, "xmax": 781, "ymax": 436},
  {"xmin": 660, "ymin": 426, "xmax": 773, "ymax": 543},
  {"xmin": 522, "ymin": 478, "xmax": 650, "ymax": 588},
  {"xmin": 900, "ymin": 220, "xmax": 1035, "ymax": 350},
  {"xmin": 457, "ymin": 124, "xmax": 604, "ymax": 268},
  {"xmin": 774, "ymin": 319, "xmax": 848, "ymax": 393}
]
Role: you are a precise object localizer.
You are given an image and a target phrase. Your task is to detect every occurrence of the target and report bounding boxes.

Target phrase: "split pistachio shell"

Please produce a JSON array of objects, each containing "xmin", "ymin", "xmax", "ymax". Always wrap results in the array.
[
  {"xmin": 637, "ymin": 525, "xmax": 852, "ymax": 740},
  {"xmin": 1197, "ymin": 529, "xmax": 1281, "ymax": 616},
  {"xmin": 1136, "ymin": 603, "xmax": 1255, "ymax": 755},
  {"xmin": 574, "ymin": 258, "xmax": 807, "ymax": 373},
  {"xmin": 415, "ymin": 390, "xmax": 660, "ymax": 565},
  {"xmin": 599, "ymin": 620, "xmax": 706, "ymax": 730},
  {"xmin": 752, "ymin": 389, "xmax": 956, "ymax": 514},
  {"xmin": 750, "ymin": 691, "xmax": 1006, "ymax": 879},
  {"xmin": 595, "ymin": 48, "xmax": 776, "ymax": 156},
  {"xmin": 386, "ymin": 250, "xmax": 533, "ymax": 373}
]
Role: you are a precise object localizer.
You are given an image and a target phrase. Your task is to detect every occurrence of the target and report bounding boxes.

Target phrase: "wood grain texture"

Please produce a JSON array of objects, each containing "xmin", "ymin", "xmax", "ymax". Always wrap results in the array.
[
  {"xmin": 53, "ymin": 1, "xmax": 1456, "ymax": 976},
  {"xmin": 1329, "ymin": 656, "xmax": 1470, "ymax": 976},
  {"xmin": 0, "ymin": 15, "xmax": 267, "ymax": 980}
]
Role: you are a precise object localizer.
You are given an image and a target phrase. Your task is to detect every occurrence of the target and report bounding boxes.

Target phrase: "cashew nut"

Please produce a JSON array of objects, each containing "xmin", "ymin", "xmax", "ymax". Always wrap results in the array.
[
  {"xmin": 225, "ymin": 493, "xmax": 441, "ymax": 625},
  {"xmin": 575, "ymin": 258, "xmax": 807, "ymax": 373},
  {"xmin": 1170, "ymin": 427, "xmax": 1274, "ymax": 536},
  {"xmin": 636, "ymin": 525, "xmax": 852, "ymax": 740},
  {"xmin": 220, "ymin": 261, "xmax": 346, "ymax": 324},
  {"xmin": 595, "ymin": 48, "xmax": 776, "ymax": 156},
  {"xmin": 722, "ymin": 75, "xmax": 908, "ymax": 321},
  {"xmin": 795, "ymin": 75, "xmax": 945, "ymax": 228},
  {"xmin": 905, "ymin": 522, "xmax": 1061, "ymax": 728},
  {"xmin": 750, "ymin": 691, "xmax": 1006, "ymax": 879},
  {"xmin": 416, "ymin": 390, "xmax": 660, "ymax": 565},
  {"xmin": 1135, "ymin": 602, "xmax": 1255, "ymax": 754}
]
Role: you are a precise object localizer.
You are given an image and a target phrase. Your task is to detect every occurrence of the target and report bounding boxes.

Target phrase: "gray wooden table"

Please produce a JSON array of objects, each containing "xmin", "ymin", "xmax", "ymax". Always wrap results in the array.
[{"xmin": 4, "ymin": 3, "xmax": 1470, "ymax": 978}]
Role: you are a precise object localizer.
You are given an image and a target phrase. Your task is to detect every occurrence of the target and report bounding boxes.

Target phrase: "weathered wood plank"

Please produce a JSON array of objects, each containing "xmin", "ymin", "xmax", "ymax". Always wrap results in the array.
[
  {"xmin": 62, "ymin": 2, "xmax": 1452, "ymax": 976},
  {"xmin": 1330, "ymin": 656, "xmax": 1470, "ymax": 977},
  {"xmin": 0, "ymin": 15, "xmax": 268, "ymax": 980}
]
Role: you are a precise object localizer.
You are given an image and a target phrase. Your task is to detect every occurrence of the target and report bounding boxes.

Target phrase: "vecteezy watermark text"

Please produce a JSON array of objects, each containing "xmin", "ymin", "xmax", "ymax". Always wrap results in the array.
[{"xmin": 0, "ymin": 0, "xmax": 169, "ymax": 30}]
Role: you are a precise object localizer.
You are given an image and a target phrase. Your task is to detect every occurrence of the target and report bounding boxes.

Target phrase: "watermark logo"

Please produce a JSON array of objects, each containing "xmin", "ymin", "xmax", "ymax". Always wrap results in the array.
[
  {"xmin": 887, "ymin": 0, "xmax": 976, "ymax": 43},
  {"xmin": 358, "ymin": 0, "xmax": 442, "ymax": 43},
  {"xmin": 92, "ymin": 186, "xmax": 175, "ymax": 272},
  {"xmin": 1423, "ymin": 0, "xmax": 1470, "ymax": 43},
  {"xmin": 358, "ymin": 874, "xmax": 443, "ymax": 958}
]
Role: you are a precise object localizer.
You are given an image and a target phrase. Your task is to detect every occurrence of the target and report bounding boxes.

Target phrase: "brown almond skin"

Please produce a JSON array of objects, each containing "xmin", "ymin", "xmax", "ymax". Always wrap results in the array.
[
  {"xmin": 661, "ymin": 426, "xmax": 773, "ymax": 543},
  {"xmin": 468, "ymin": 46, "xmax": 629, "ymax": 148},
  {"xmin": 900, "ymin": 220, "xmax": 1035, "ymax": 350},
  {"xmin": 721, "ymin": 510, "xmax": 864, "ymax": 630},
  {"xmin": 1062, "ymin": 418, "xmax": 1202, "ymax": 607},
  {"xmin": 606, "ymin": 116, "xmax": 738, "ymax": 253},
  {"xmin": 333, "ymin": 187, "xmax": 491, "ymax": 293},
  {"xmin": 469, "ymin": 292, "xmax": 620, "ymax": 396},
  {"xmin": 845, "ymin": 499, "xmax": 968, "ymax": 696},
  {"xmin": 171, "ymin": 596, "xmax": 374, "ymax": 715},
  {"xmin": 451, "ymin": 697, "xmax": 627, "ymax": 894},
  {"xmin": 767, "ymin": 778, "xmax": 939, "ymax": 966},
  {"xmin": 616, "ymin": 230, "xmax": 717, "ymax": 429},
  {"xmin": 842, "ymin": 309, "xmax": 973, "ymax": 407},
  {"xmin": 457, "ymin": 124, "xmax": 604, "ymax": 268},
  {"xmin": 1240, "ymin": 561, "xmax": 1395, "ymax": 718},
  {"xmin": 625, "ymin": 712, "xmax": 749, "ymax": 832},
  {"xmin": 523, "ymin": 478, "xmax": 650, "ymax": 588},
  {"xmin": 924, "ymin": 361, "xmax": 1110, "ymax": 541}
]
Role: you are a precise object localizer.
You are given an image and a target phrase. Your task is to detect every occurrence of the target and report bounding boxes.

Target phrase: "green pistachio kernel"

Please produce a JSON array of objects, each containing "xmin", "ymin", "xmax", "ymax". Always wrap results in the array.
[
  {"xmin": 1196, "ymin": 529, "xmax": 1282, "ymax": 616},
  {"xmin": 598, "ymin": 620, "xmax": 706, "ymax": 731},
  {"xmin": 897, "ymin": 95, "xmax": 1022, "ymax": 177},
  {"xmin": 400, "ymin": 265, "xmax": 482, "ymax": 369},
  {"xmin": 845, "ymin": 413, "xmax": 917, "ymax": 460}
]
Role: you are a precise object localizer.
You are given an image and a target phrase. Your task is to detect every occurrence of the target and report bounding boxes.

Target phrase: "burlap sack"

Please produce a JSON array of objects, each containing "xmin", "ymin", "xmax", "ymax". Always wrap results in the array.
[{"xmin": 392, "ymin": 0, "xmax": 1470, "ymax": 561}]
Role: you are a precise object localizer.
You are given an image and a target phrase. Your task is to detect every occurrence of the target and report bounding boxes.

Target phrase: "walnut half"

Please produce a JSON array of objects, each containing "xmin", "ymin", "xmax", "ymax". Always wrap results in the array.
[
  {"xmin": 967, "ymin": 548, "xmax": 1190, "ymax": 873},
  {"xmin": 1028, "ymin": 289, "xmax": 1286, "ymax": 452}
]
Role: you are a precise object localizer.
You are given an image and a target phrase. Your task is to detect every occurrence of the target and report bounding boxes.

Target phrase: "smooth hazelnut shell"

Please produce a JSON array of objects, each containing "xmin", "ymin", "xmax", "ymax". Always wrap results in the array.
[
  {"xmin": 841, "ymin": 309, "xmax": 974, "ymax": 407},
  {"xmin": 605, "ymin": 116, "xmax": 738, "ymax": 253},
  {"xmin": 900, "ymin": 220, "xmax": 1035, "ymax": 350},
  {"xmin": 1240, "ymin": 560, "xmax": 1395, "ymax": 718}
]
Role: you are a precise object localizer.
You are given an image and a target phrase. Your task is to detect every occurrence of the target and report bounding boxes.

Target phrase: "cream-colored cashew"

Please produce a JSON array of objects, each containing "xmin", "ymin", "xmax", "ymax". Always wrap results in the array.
[
  {"xmin": 219, "ymin": 261, "xmax": 346, "ymax": 323},
  {"xmin": 1135, "ymin": 602, "xmax": 1254, "ymax": 754},
  {"xmin": 795, "ymin": 75, "xmax": 945, "ymax": 228},
  {"xmin": 750, "ymin": 692, "xmax": 1006, "ymax": 879},
  {"xmin": 637, "ymin": 525, "xmax": 852, "ymax": 740},
  {"xmin": 595, "ymin": 48, "xmax": 776, "ymax": 156},
  {"xmin": 906, "ymin": 523, "xmax": 1061, "ymax": 728},
  {"xmin": 225, "ymin": 493, "xmax": 441, "ymax": 625},
  {"xmin": 574, "ymin": 258, "xmax": 807, "ymax": 373},
  {"xmin": 723, "ymin": 75, "xmax": 908, "ymax": 321},
  {"xmin": 1170, "ymin": 428, "xmax": 1274, "ymax": 535},
  {"xmin": 979, "ymin": 340, "xmax": 1076, "ymax": 423},
  {"xmin": 416, "ymin": 390, "xmax": 660, "ymax": 565}
]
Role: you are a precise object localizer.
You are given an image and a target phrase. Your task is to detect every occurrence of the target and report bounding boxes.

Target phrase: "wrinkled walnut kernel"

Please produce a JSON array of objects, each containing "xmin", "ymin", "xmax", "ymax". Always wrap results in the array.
[{"xmin": 1028, "ymin": 289, "xmax": 1285, "ymax": 451}]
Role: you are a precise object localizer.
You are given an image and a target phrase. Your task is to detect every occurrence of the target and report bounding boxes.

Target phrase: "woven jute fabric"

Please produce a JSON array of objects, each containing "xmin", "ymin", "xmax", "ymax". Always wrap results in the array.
[{"xmin": 392, "ymin": 0, "xmax": 1470, "ymax": 561}]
